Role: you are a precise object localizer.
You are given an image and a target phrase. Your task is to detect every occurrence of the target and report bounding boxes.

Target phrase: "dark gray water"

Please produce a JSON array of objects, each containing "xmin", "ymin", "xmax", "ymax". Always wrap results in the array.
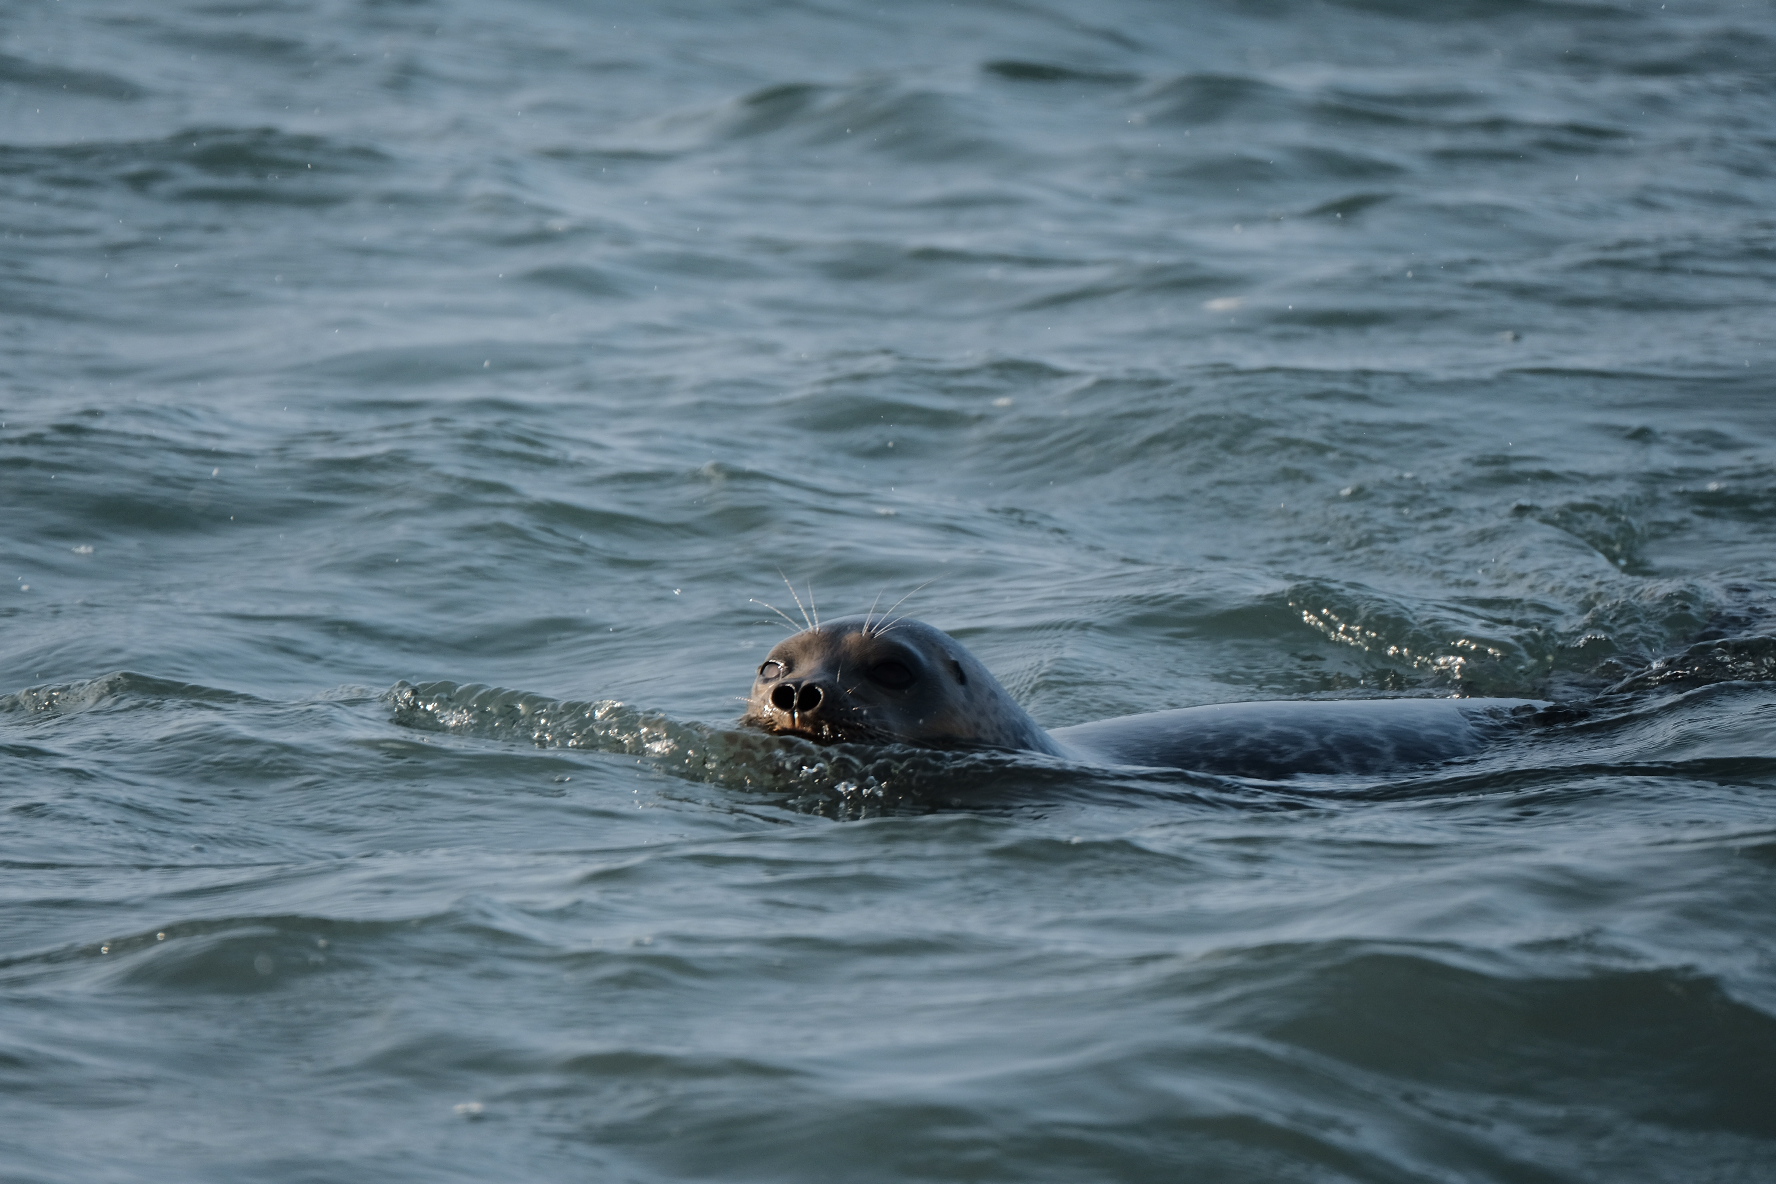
[{"xmin": 5, "ymin": 0, "xmax": 1776, "ymax": 1179}]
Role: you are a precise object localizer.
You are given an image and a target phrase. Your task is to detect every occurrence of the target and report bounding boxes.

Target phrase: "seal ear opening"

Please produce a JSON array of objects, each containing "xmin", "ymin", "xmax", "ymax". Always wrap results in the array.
[{"xmin": 950, "ymin": 659, "xmax": 968, "ymax": 686}]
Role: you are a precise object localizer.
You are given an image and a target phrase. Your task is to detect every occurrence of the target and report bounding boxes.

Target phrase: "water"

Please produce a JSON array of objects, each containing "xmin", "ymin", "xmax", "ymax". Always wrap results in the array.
[{"xmin": 4, "ymin": 0, "xmax": 1776, "ymax": 1178}]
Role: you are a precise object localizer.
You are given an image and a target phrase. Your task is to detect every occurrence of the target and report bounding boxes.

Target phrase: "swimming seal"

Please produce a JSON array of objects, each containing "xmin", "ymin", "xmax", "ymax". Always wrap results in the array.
[{"xmin": 740, "ymin": 614, "xmax": 1545, "ymax": 778}]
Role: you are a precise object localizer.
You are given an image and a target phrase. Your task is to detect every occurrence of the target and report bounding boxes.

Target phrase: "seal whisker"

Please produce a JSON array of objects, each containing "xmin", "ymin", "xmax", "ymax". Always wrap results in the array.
[
  {"xmin": 862, "ymin": 590, "xmax": 886, "ymax": 636},
  {"xmin": 878, "ymin": 578, "xmax": 939, "ymax": 635},
  {"xmin": 750, "ymin": 598, "xmax": 803, "ymax": 632},
  {"xmin": 778, "ymin": 569, "xmax": 814, "ymax": 631},
  {"xmin": 807, "ymin": 581, "xmax": 820, "ymax": 630}
]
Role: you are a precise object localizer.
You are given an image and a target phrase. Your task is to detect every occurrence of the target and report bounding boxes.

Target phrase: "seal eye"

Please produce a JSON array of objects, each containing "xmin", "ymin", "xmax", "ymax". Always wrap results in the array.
[
  {"xmin": 758, "ymin": 660, "xmax": 785, "ymax": 680},
  {"xmin": 868, "ymin": 661, "xmax": 915, "ymax": 690}
]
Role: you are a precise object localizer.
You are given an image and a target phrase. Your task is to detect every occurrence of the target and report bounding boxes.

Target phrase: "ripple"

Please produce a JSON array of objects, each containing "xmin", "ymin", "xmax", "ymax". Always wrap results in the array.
[
  {"xmin": 0, "ymin": 53, "xmax": 147, "ymax": 102},
  {"xmin": 0, "ymin": 128, "xmax": 390, "ymax": 207}
]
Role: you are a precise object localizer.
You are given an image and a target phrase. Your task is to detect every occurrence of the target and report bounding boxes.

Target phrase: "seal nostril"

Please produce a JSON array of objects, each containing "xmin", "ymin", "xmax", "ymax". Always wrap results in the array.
[
  {"xmin": 796, "ymin": 684, "xmax": 823, "ymax": 713},
  {"xmin": 771, "ymin": 683, "xmax": 797, "ymax": 712}
]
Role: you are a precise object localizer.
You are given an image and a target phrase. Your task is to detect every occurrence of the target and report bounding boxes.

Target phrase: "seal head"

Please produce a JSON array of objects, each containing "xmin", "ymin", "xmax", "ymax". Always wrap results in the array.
[{"xmin": 740, "ymin": 615, "xmax": 1061, "ymax": 754}]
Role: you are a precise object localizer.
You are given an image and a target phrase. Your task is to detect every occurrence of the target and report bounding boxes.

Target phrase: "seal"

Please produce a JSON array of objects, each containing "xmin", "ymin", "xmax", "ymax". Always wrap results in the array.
[{"xmin": 740, "ymin": 614, "xmax": 1546, "ymax": 778}]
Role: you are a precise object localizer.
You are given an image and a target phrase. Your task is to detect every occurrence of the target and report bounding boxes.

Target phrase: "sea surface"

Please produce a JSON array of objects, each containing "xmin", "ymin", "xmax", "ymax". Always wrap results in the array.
[{"xmin": 5, "ymin": 1, "xmax": 1776, "ymax": 1180}]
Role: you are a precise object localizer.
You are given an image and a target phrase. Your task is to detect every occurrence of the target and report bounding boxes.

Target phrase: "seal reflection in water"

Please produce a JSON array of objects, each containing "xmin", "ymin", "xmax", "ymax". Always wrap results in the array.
[{"xmin": 740, "ymin": 615, "xmax": 1546, "ymax": 779}]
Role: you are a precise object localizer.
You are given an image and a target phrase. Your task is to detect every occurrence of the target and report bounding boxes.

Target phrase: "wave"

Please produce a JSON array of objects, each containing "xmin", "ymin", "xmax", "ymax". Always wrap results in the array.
[
  {"xmin": 0, "ymin": 670, "xmax": 261, "ymax": 720},
  {"xmin": 574, "ymin": 78, "xmax": 1008, "ymax": 164}
]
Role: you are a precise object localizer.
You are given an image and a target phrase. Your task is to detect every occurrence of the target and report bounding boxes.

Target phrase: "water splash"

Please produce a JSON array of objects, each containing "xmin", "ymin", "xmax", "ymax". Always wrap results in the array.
[
  {"xmin": 384, "ymin": 680, "xmax": 1266, "ymax": 817},
  {"xmin": 387, "ymin": 680, "xmax": 1040, "ymax": 816}
]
